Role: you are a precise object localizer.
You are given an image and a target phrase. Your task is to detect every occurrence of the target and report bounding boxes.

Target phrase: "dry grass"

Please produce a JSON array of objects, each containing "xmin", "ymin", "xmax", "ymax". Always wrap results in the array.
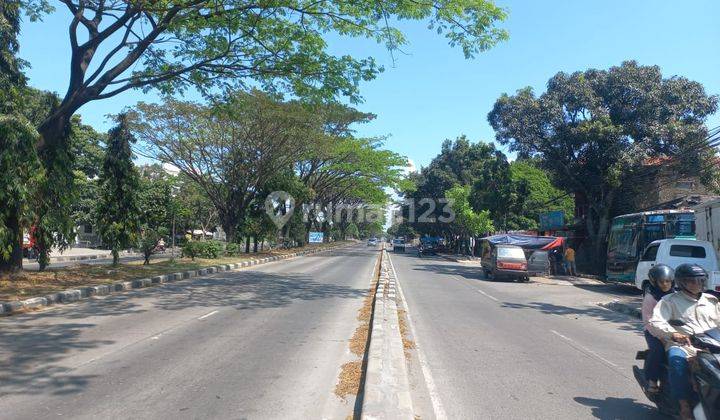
[
  {"xmin": 397, "ymin": 308, "xmax": 416, "ymax": 351},
  {"xmin": 335, "ymin": 361, "xmax": 363, "ymax": 401},
  {"xmin": 334, "ymin": 250, "xmax": 381, "ymax": 402},
  {"xmin": 0, "ymin": 243, "xmax": 341, "ymax": 301}
]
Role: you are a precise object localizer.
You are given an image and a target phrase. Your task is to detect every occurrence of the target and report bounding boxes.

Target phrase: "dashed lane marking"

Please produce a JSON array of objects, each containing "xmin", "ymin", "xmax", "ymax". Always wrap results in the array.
[
  {"xmin": 198, "ymin": 310, "xmax": 219, "ymax": 320},
  {"xmin": 476, "ymin": 289, "xmax": 500, "ymax": 302}
]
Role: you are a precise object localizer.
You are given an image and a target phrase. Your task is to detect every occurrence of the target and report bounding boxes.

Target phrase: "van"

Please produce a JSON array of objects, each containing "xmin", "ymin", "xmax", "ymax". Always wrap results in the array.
[
  {"xmin": 482, "ymin": 244, "xmax": 529, "ymax": 282},
  {"xmin": 635, "ymin": 239, "xmax": 720, "ymax": 291}
]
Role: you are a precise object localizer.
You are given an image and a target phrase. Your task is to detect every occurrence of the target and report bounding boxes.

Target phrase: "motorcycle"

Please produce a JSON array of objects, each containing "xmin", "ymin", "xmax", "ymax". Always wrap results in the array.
[{"xmin": 633, "ymin": 321, "xmax": 720, "ymax": 420}]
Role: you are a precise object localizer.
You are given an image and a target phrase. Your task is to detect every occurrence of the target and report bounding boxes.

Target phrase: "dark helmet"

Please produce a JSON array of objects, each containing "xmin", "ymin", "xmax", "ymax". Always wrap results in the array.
[
  {"xmin": 674, "ymin": 263, "xmax": 708, "ymax": 291},
  {"xmin": 648, "ymin": 264, "xmax": 674, "ymax": 288}
]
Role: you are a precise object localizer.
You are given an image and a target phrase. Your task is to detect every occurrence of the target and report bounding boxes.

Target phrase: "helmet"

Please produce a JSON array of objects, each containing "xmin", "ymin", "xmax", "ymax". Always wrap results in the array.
[
  {"xmin": 648, "ymin": 264, "xmax": 674, "ymax": 289},
  {"xmin": 674, "ymin": 263, "xmax": 708, "ymax": 292}
]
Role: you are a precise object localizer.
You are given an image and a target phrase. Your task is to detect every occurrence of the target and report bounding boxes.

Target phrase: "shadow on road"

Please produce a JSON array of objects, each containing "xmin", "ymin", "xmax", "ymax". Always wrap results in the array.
[
  {"xmin": 150, "ymin": 270, "xmax": 367, "ymax": 311},
  {"xmin": 0, "ymin": 248, "xmax": 368, "ymax": 397},
  {"xmin": 500, "ymin": 301, "xmax": 642, "ymax": 333},
  {"xmin": 574, "ymin": 396, "xmax": 667, "ymax": 419}
]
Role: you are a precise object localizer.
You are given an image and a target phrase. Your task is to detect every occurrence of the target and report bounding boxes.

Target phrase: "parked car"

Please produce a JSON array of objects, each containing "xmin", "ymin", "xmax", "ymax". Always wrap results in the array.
[
  {"xmin": 367, "ymin": 238, "xmax": 378, "ymax": 246},
  {"xmin": 635, "ymin": 239, "xmax": 720, "ymax": 291},
  {"xmin": 482, "ymin": 244, "xmax": 529, "ymax": 282},
  {"xmin": 527, "ymin": 250, "xmax": 550, "ymax": 276},
  {"xmin": 392, "ymin": 238, "xmax": 406, "ymax": 253}
]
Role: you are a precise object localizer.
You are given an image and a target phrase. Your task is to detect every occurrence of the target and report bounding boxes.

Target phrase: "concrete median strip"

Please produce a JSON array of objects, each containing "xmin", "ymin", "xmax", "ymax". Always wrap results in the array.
[
  {"xmin": 0, "ymin": 243, "xmax": 349, "ymax": 316},
  {"xmin": 361, "ymin": 248, "xmax": 414, "ymax": 419}
]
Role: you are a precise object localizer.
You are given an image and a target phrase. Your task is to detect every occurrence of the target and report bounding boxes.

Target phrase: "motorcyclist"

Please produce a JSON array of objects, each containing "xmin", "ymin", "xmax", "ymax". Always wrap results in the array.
[
  {"xmin": 648, "ymin": 263, "xmax": 720, "ymax": 420},
  {"xmin": 641, "ymin": 264, "xmax": 675, "ymax": 394}
]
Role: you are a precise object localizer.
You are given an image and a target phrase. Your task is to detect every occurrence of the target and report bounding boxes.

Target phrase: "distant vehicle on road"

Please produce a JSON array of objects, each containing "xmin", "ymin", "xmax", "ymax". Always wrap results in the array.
[
  {"xmin": 527, "ymin": 250, "xmax": 550, "ymax": 276},
  {"xmin": 367, "ymin": 238, "xmax": 378, "ymax": 246},
  {"xmin": 392, "ymin": 238, "xmax": 406, "ymax": 253},
  {"xmin": 482, "ymin": 244, "xmax": 529, "ymax": 282},
  {"xmin": 635, "ymin": 239, "xmax": 720, "ymax": 292},
  {"xmin": 606, "ymin": 209, "xmax": 695, "ymax": 283}
]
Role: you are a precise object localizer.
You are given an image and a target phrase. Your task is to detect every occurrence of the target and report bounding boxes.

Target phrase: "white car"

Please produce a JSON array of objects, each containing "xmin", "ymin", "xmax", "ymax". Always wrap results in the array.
[
  {"xmin": 367, "ymin": 238, "xmax": 378, "ymax": 246},
  {"xmin": 635, "ymin": 239, "xmax": 720, "ymax": 291}
]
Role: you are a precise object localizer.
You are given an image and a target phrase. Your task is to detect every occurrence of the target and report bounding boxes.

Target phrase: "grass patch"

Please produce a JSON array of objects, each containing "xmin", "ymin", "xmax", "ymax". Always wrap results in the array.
[{"xmin": 0, "ymin": 242, "xmax": 345, "ymax": 302}]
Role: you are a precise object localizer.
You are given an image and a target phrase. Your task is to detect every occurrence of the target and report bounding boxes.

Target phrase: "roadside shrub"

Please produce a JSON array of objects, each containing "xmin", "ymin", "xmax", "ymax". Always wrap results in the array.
[
  {"xmin": 182, "ymin": 241, "xmax": 200, "ymax": 260},
  {"xmin": 226, "ymin": 242, "xmax": 242, "ymax": 256},
  {"xmin": 196, "ymin": 240, "xmax": 223, "ymax": 259}
]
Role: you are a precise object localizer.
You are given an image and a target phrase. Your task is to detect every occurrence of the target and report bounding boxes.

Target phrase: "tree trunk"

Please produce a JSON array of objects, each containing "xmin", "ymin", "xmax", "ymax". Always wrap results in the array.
[
  {"xmin": 245, "ymin": 236, "xmax": 251, "ymax": 253},
  {"xmin": 112, "ymin": 249, "xmax": 120, "ymax": 267},
  {"xmin": 0, "ymin": 208, "xmax": 23, "ymax": 274},
  {"xmin": 253, "ymin": 236, "xmax": 258, "ymax": 253}
]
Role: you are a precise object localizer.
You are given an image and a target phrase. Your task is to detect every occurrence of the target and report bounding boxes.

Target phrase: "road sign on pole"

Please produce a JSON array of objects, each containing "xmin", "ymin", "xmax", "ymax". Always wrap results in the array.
[{"xmin": 309, "ymin": 231, "xmax": 324, "ymax": 243}]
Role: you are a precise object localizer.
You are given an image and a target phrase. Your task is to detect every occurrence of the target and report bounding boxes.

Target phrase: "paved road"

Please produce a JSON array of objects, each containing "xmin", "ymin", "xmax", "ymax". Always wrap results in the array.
[
  {"xmin": 0, "ymin": 245, "xmax": 378, "ymax": 419},
  {"xmin": 390, "ymin": 250, "xmax": 664, "ymax": 420}
]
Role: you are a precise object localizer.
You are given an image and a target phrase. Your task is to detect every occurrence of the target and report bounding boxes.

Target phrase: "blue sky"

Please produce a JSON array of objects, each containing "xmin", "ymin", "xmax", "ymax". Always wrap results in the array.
[{"xmin": 18, "ymin": 0, "xmax": 720, "ymax": 169}]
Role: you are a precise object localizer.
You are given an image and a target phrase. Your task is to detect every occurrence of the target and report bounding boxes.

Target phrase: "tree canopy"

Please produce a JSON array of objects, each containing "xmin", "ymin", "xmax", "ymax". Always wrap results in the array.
[{"xmin": 488, "ymin": 60, "xmax": 719, "ymax": 269}]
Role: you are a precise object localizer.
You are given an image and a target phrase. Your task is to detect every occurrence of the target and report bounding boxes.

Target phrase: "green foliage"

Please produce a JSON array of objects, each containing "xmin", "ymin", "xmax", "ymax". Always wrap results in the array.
[
  {"xmin": 96, "ymin": 114, "xmax": 141, "ymax": 266},
  {"xmin": 0, "ymin": 115, "xmax": 43, "ymax": 262},
  {"xmin": 138, "ymin": 227, "xmax": 168, "ymax": 265},
  {"xmin": 40, "ymin": 0, "xmax": 506, "ymax": 106},
  {"xmin": 182, "ymin": 240, "xmax": 223, "ymax": 260},
  {"xmin": 488, "ymin": 61, "xmax": 719, "ymax": 269},
  {"xmin": 446, "ymin": 185, "xmax": 494, "ymax": 236},
  {"xmin": 225, "ymin": 242, "xmax": 242, "ymax": 256},
  {"xmin": 508, "ymin": 161, "xmax": 574, "ymax": 229}
]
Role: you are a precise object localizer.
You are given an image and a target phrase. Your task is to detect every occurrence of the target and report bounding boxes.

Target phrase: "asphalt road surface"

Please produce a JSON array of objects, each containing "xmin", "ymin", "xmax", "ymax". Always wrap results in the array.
[
  {"xmin": 390, "ymin": 250, "xmax": 664, "ymax": 420},
  {"xmin": 0, "ymin": 245, "xmax": 379, "ymax": 419}
]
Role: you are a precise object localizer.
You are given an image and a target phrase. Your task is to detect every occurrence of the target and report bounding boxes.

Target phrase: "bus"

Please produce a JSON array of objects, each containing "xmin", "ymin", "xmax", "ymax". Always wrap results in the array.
[{"xmin": 606, "ymin": 210, "xmax": 695, "ymax": 282}]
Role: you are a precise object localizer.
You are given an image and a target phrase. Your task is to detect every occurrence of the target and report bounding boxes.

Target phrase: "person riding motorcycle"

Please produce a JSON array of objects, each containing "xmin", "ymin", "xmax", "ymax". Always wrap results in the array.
[
  {"xmin": 641, "ymin": 264, "xmax": 675, "ymax": 394},
  {"xmin": 648, "ymin": 263, "xmax": 720, "ymax": 420}
]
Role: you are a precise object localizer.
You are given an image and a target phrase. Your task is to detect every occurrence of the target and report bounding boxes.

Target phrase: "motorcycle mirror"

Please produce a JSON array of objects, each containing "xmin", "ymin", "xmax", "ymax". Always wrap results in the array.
[{"xmin": 669, "ymin": 319, "xmax": 686, "ymax": 327}]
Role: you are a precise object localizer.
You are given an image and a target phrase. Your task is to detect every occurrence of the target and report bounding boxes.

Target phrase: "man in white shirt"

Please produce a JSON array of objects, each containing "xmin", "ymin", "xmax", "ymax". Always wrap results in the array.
[{"xmin": 648, "ymin": 264, "xmax": 720, "ymax": 420}]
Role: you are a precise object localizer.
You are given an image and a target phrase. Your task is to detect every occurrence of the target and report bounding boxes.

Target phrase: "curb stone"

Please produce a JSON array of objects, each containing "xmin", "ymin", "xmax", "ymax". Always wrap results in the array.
[
  {"xmin": 599, "ymin": 300, "xmax": 642, "ymax": 320},
  {"xmin": 361, "ymin": 249, "xmax": 414, "ymax": 420},
  {"xmin": 1, "ymin": 244, "xmax": 347, "ymax": 316}
]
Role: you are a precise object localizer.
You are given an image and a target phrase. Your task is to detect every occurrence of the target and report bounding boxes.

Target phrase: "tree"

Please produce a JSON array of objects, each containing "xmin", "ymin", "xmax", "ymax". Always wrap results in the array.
[
  {"xmin": 446, "ymin": 185, "xmax": 493, "ymax": 255},
  {"xmin": 134, "ymin": 91, "xmax": 318, "ymax": 242},
  {"xmin": 0, "ymin": 1, "xmax": 44, "ymax": 273},
  {"xmin": 488, "ymin": 61, "xmax": 719, "ymax": 271},
  {"xmin": 25, "ymin": 0, "xmax": 507, "ymax": 156},
  {"xmin": 402, "ymin": 136, "xmax": 507, "ymax": 239},
  {"xmin": 137, "ymin": 166, "xmax": 174, "ymax": 264},
  {"xmin": 507, "ymin": 161, "xmax": 574, "ymax": 230},
  {"xmin": 96, "ymin": 114, "xmax": 141, "ymax": 266}
]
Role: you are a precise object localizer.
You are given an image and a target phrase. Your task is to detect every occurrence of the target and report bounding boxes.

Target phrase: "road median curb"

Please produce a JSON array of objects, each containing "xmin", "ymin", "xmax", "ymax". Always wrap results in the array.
[
  {"xmin": 1, "ymin": 243, "xmax": 349, "ymax": 317},
  {"xmin": 361, "ymin": 248, "xmax": 414, "ymax": 419}
]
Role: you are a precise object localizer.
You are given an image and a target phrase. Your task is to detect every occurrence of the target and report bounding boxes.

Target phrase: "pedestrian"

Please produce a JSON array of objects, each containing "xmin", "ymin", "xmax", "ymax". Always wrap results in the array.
[{"xmin": 564, "ymin": 245, "xmax": 577, "ymax": 276}]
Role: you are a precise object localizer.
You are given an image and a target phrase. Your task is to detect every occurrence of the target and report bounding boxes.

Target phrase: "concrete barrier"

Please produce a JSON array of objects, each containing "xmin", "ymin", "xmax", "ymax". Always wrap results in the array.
[{"xmin": 361, "ymin": 249, "xmax": 414, "ymax": 419}]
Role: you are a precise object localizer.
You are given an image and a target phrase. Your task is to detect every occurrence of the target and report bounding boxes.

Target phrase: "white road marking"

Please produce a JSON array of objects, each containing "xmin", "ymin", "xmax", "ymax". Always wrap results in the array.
[
  {"xmin": 388, "ymin": 253, "xmax": 448, "ymax": 420},
  {"xmin": 550, "ymin": 329, "xmax": 620, "ymax": 369},
  {"xmin": 198, "ymin": 310, "xmax": 219, "ymax": 320},
  {"xmin": 476, "ymin": 289, "xmax": 500, "ymax": 302}
]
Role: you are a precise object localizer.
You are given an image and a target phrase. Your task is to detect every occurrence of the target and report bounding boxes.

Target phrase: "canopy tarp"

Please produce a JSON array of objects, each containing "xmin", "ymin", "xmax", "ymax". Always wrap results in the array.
[{"xmin": 480, "ymin": 234, "xmax": 564, "ymax": 251}]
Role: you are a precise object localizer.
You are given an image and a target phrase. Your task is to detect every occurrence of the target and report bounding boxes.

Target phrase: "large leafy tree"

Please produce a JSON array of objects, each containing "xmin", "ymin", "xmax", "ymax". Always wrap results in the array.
[
  {"xmin": 0, "ymin": 1, "xmax": 44, "ymax": 273},
  {"xmin": 96, "ymin": 114, "xmax": 141, "ymax": 266},
  {"xmin": 134, "ymin": 91, "xmax": 319, "ymax": 241},
  {"xmin": 488, "ymin": 61, "xmax": 719, "ymax": 271},
  {"xmin": 23, "ymin": 0, "xmax": 508, "ymax": 155},
  {"xmin": 402, "ymin": 136, "xmax": 507, "ymax": 239}
]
